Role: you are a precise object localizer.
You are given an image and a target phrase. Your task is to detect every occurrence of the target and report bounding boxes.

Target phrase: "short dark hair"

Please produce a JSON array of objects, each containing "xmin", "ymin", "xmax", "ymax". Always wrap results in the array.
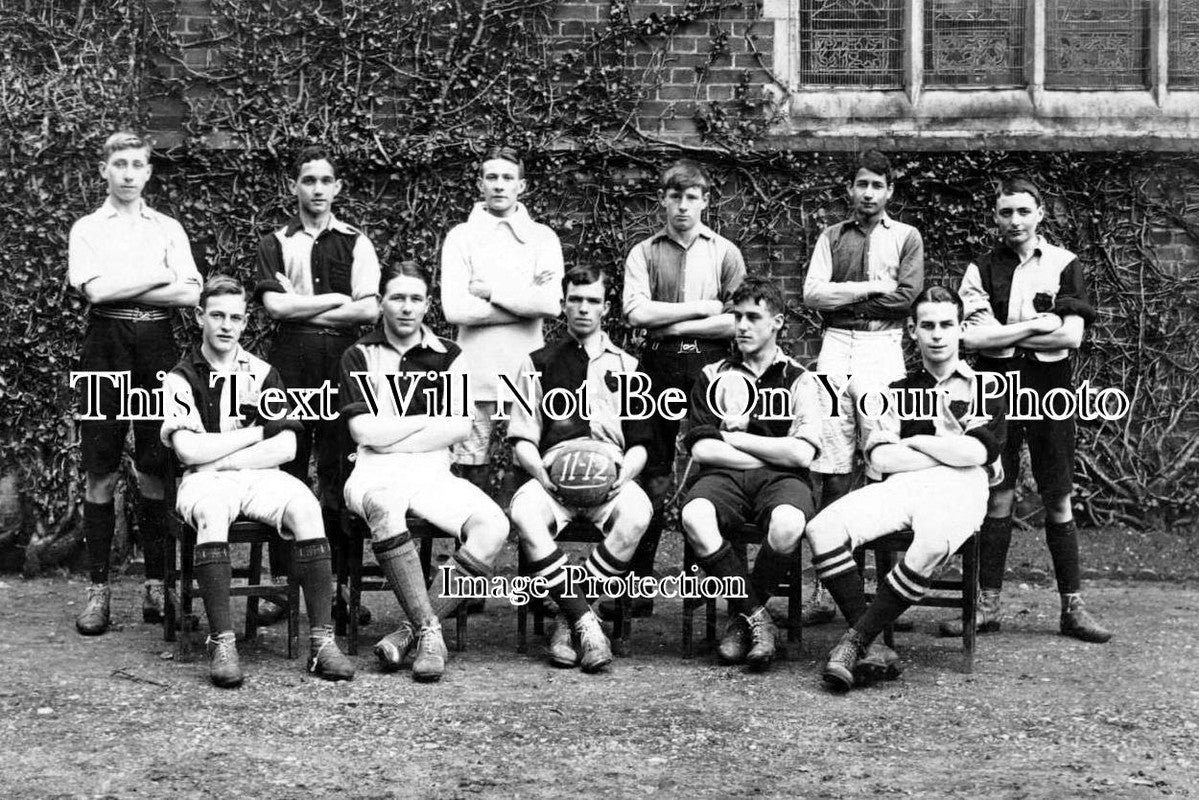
[
  {"xmin": 199, "ymin": 274, "xmax": 246, "ymax": 308},
  {"xmin": 292, "ymin": 145, "xmax": 338, "ymax": 179},
  {"xmin": 378, "ymin": 260, "xmax": 431, "ymax": 296},
  {"xmin": 910, "ymin": 284, "xmax": 963, "ymax": 323},
  {"xmin": 730, "ymin": 275, "xmax": 786, "ymax": 316},
  {"xmin": 996, "ymin": 176, "xmax": 1042, "ymax": 207},
  {"xmin": 561, "ymin": 265, "xmax": 610, "ymax": 295},
  {"xmin": 479, "ymin": 146, "xmax": 524, "ymax": 178},
  {"xmin": 849, "ymin": 149, "xmax": 892, "ymax": 185},
  {"xmin": 101, "ymin": 131, "xmax": 152, "ymax": 161},
  {"xmin": 661, "ymin": 160, "xmax": 711, "ymax": 194}
]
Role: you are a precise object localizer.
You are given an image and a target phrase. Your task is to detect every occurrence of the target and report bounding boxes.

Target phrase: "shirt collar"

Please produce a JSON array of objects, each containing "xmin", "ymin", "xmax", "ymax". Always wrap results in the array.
[
  {"xmin": 359, "ymin": 324, "xmax": 447, "ymax": 354},
  {"xmin": 189, "ymin": 344, "xmax": 253, "ymax": 370},
  {"xmin": 100, "ymin": 197, "xmax": 154, "ymax": 220},
  {"xmin": 849, "ymin": 212, "xmax": 892, "ymax": 231},
  {"xmin": 283, "ymin": 213, "xmax": 355, "ymax": 238},
  {"xmin": 567, "ymin": 330, "xmax": 622, "ymax": 360},
  {"xmin": 467, "ymin": 201, "xmax": 535, "ymax": 243},
  {"xmin": 724, "ymin": 344, "xmax": 794, "ymax": 377},
  {"xmin": 916, "ymin": 359, "xmax": 974, "ymax": 385},
  {"xmin": 652, "ymin": 222, "xmax": 715, "ymax": 248},
  {"xmin": 998, "ymin": 236, "xmax": 1044, "ymax": 262}
]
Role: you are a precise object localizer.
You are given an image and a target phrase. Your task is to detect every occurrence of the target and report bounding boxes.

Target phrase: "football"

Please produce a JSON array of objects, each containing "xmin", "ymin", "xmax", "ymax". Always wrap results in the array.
[{"xmin": 546, "ymin": 439, "xmax": 620, "ymax": 508}]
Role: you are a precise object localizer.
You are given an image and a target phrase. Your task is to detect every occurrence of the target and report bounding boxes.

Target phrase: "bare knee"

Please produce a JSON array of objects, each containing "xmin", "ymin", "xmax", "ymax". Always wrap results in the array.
[
  {"xmin": 192, "ymin": 504, "xmax": 231, "ymax": 544},
  {"xmin": 462, "ymin": 508, "xmax": 509, "ymax": 563},
  {"xmin": 767, "ymin": 505, "xmax": 806, "ymax": 555},
  {"xmin": 283, "ymin": 493, "xmax": 323, "ymax": 541},
  {"xmin": 1043, "ymin": 492, "xmax": 1072, "ymax": 523},
  {"xmin": 85, "ymin": 471, "xmax": 119, "ymax": 504},
  {"xmin": 988, "ymin": 489, "xmax": 1015, "ymax": 518},
  {"xmin": 362, "ymin": 489, "xmax": 404, "ymax": 541}
]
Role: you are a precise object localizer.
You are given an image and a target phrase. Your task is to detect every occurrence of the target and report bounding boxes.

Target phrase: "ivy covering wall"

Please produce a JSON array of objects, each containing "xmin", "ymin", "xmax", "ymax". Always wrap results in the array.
[{"xmin": 2, "ymin": 0, "xmax": 1197, "ymax": 568}]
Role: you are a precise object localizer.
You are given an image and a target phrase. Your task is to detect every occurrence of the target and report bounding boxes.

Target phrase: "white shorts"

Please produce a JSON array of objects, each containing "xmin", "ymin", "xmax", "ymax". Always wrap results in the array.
[
  {"xmin": 806, "ymin": 465, "xmax": 989, "ymax": 577},
  {"xmin": 450, "ymin": 401, "xmax": 499, "ymax": 466},
  {"xmin": 344, "ymin": 450, "xmax": 500, "ymax": 539},
  {"xmin": 811, "ymin": 328, "xmax": 906, "ymax": 475},
  {"xmin": 510, "ymin": 478, "xmax": 652, "ymax": 535},
  {"xmin": 175, "ymin": 469, "xmax": 311, "ymax": 536}
]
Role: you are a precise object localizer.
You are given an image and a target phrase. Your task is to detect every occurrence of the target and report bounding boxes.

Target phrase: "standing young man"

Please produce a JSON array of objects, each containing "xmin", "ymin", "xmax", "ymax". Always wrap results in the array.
[
  {"xmin": 801, "ymin": 149, "xmax": 924, "ymax": 623},
  {"xmin": 508, "ymin": 266, "xmax": 654, "ymax": 672},
  {"xmin": 341, "ymin": 262, "xmax": 509, "ymax": 683},
  {"xmin": 619, "ymin": 160, "xmax": 746, "ymax": 619},
  {"xmin": 160, "ymin": 276, "xmax": 355, "ymax": 688},
  {"xmin": 679, "ymin": 277, "xmax": 823, "ymax": 672},
  {"xmin": 806, "ymin": 286, "xmax": 1006, "ymax": 691},
  {"xmin": 254, "ymin": 146, "xmax": 380, "ymax": 619},
  {"xmin": 948, "ymin": 177, "xmax": 1111, "ymax": 643},
  {"xmin": 440, "ymin": 146, "xmax": 564, "ymax": 496},
  {"xmin": 68, "ymin": 131, "xmax": 203, "ymax": 635}
]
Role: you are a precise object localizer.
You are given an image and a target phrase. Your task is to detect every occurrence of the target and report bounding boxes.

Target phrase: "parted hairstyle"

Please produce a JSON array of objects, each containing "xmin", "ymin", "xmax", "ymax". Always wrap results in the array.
[
  {"xmin": 909, "ymin": 284, "xmax": 964, "ymax": 322},
  {"xmin": 661, "ymin": 159, "xmax": 711, "ymax": 194},
  {"xmin": 849, "ymin": 149, "xmax": 892, "ymax": 185},
  {"xmin": 292, "ymin": 145, "xmax": 339, "ymax": 179},
  {"xmin": 101, "ymin": 131, "xmax": 151, "ymax": 160},
  {"xmin": 480, "ymin": 146, "xmax": 524, "ymax": 178},
  {"xmin": 378, "ymin": 260, "xmax": 431, "ymax": 296},
  {"xmin": 199, "ymin": 274, "xmax": 246, "ymax": 308},
  {"xmin": 997, "ymin": 176, "xmax": 1043, "ymax": 207},
  {"xmin": 731, "ymin": 275, "xmax": 786, "ymax": 316},
  {"xmin": 561, "ymin": 265, "xmax": 611, "ymax": 294}
]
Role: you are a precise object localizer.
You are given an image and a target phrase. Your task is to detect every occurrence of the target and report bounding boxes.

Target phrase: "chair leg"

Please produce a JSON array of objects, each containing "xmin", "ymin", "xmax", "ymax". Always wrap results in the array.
[
  {"xmin": 455, "ymin": 604, "xmax": 467, "ymax": 653},
  {"xmin": 286, "ymin": 542, "xmax": 299, "ymax": 660},
  {"xmin": 612, "ymin": 595, "xmax": 631, "ymax": 657},
  {"xmin": 516, "ymin": 549, "xmax": 529, "ymax": 654},
  {"xmin": 334, "ymin": 526, "xmax": 350, "ymax": 638},
  {"xmin": 876, "ymin": 548, "xmax": 896, "ymax": 650},
  {"xmin": 788, "ymin": 551, "xmax": 803, "ymax": 646},
  {"xmin": 348, "ymin": 536, "xmax": 364, "ymax": 656},
  {"xmin": 246, "ymin": 541, "xmax": 263, "ymax": 642},
  {"xmin": 162, "ymin": 534, "xmax": 177, "ymax": 643},
  {"xmin": 962, "ymin": 534, "xmax": 980, "ymax": 673},
  {"xmin": 179, "ymin": 537, "xmax": 196, "ymax": 660}
]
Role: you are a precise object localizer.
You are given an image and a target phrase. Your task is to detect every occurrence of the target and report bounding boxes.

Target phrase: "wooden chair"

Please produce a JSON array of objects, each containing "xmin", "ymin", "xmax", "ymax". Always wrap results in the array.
[
  {"xmin": 336, "ymin": 511, "xmax": 468, "ymax": 655},
  {"xmin": 160, "ymin": 460, "xmax": 301, "ymax": 659},
  {"xmin": 681, "ymin": 523, "xmax": 804, "ymax": 658},
  {"xmin": 854, "ymin": 529, "xmax": 980, "ymax": 673}
]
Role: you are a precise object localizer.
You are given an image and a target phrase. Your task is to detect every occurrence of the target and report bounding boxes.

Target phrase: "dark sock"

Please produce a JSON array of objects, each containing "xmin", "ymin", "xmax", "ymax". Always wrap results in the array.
[
  {"xmin": 978, "ymin": 515, "xmax": 1014, "ymax": 591},
  {"xmin": 372, "ymin": 533, "xmax": 435, "ymax": 627},
  {"xmin": 83, "ymin": 501, "xmax": 116, "ymax": 585},
  {"xmin": 1045, "ymin": 518, "xmax": 1081, "ymax": 595},
  {"xmin": 584, "ymin": 541, "xmax": 632, "ymax": 603},
  {"xmin": 697, "ymin": 541, "xmax": 757, "ymax": 617},
  {"xmin": 194, "ymin": 542, "xmax": 233, "ymax": 635},
  {"xmin": 268, "ymin": 539, "xmax": 290, "ymax": 583},
  {"xmin": 812, "ymin": 542, "xmax": 867, "ymax": 626},
  {"xmin": 295, "ymin": 538, "xmax": 335, "ymax": 628},
  {"xmin": 854, "ymin": 561, "xmax": 927, "ymax": 644},
  {"xmin": 750, "ymin": 541, "xmax": 793, "ymax": 606},
  {"xmin": 527, "ymin": 548, "xmax": 590, "ymax": 623},
  {"xmin": 627, "ymin": 510, "xmax": 663, "ymax": 579},
  {"xmin": 136, "ymin": 496, "xmax": 168, "ymax": 581},
  {"xmin": 429, "ymin": 549, "xmax": 492, "ymax": 619}
]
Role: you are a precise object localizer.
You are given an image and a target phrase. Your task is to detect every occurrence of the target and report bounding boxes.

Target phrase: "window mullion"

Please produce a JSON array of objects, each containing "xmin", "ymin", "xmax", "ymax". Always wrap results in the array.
[
  {"xmin": 906, "ymin": 0, "xmax": 923, "ymax": 105},
  {"xmin": 1029, "ymin": 0, "xmax": 1046, "ymax": 106},
  {"xmin": 1151, "ymin": 0, "xmax": 1169, "ymax": 105}
]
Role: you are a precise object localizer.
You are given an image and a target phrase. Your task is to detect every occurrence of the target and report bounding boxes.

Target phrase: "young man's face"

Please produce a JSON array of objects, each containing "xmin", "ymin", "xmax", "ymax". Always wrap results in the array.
[
  {"xmin": 195, "ymin": 292, "xmax": 248, "ymax": 358},
  {"xmin": 562, "ymin": 278, "xmax": 609, "ymax": 339},
  {"xmin": 994, "ymin": 191, "xmax": 1043, "ymax": 248},
  {"xmin": 908, "ymin": 300, "xmax": 962, "ymax": 367},
  {"xmin": 659, "ymin": 185, "xmax": 708, "ymax": 234},
  {"xmin": 848, "ymin": 168, "xmax": 893, "ymax": 219},
  {"xmin": 478, "ymin": 158, "xmax": 525, "ymax": 216},
  {"xmin": 291, "ymin": 158, "xmax": 342, "ymax": 217},
  {"xmin": 101, "ymin": 146, "xmax": 152, "ymax": 204},
  {"xmin": 379, "ymin": 274, "xmax": 430, "ymax": 340},
  {"xmin": 732, "ymin": 297, "xmax": 782, "ymax": 358}
]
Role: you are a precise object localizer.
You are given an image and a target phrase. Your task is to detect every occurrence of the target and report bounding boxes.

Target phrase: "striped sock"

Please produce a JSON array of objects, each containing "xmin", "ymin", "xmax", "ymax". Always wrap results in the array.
[
  {"xmin": 697, "ymin": 541, "xmax": 755, "ymax": 617},
  {"xmin": 430, "ymin": 549, "xmax": 492, "ymax": 619},
  {"xmin": 527, "ymin": 547, "xmax": 590, "ymax": 623},
  {"xmin": 811, "ymin": 542, "xmax": 867, "ymax": 626},
  {"xmin": 584, "ymin": 542, "xmax": 631, "ymax": 603},
  {"xmin": 853, "ymin": 559, "xmax": 930, "ymax": 644}
]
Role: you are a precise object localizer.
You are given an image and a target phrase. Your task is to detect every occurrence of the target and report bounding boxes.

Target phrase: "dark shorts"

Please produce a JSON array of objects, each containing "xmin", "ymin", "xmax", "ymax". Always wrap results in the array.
[
  {"xmin": 977, "ymin": 355, "xmax": 1075, "ymax": 502},
  {"xmin": 638, "ymin": 339, "xmax": 729, "ymax": 479},
  {"xmin": 268, "ymin": 326, "xmax": 358, "ymax": 506},
  {"xmin": 685, "ymin": 467, "xmax": 816, "ymax": 533},
  {"xmin": 77, "ymin": 316, "xmax": 179, "ymax": 477}
]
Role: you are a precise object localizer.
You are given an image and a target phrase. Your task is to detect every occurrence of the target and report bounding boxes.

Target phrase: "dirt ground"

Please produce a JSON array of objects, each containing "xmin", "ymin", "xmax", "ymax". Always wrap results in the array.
[{"xmin": 1, "ymin": 554, "xmax": 1197, "ymax": 800}]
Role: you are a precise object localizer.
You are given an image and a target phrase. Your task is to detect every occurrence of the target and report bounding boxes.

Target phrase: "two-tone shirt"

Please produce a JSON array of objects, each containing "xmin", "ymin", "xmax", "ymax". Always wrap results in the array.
[
  {"xmin": 253, "ymin": 214, "xmax": 380, "ymax": 316},
  {"xmin": 684, "ymin": 347, "xmax": 824, "ymax": 476},
  {"xmin": 68, "ymin": 198, "xmax": 202, "ymax": 302},
  {"xmin": 622, "ymin": 223, "xmax": 746, "ymax": 331},
  {"xmin": 160, "ymin": 346, "xmax": 303, "ymax": 458},
  {"xmin": 339, "ymin": 325, "xmax": 469, "ymax": 458},
  {"xmin": 958, "ymin": 237, "xmax": 1096, "ymax": 363},
  {"xmin": 861, "ymin": 361, "xmax": 1006, "ymax": 485},
  {"xmin": 440, "ymin": 202, "xmax": 564, "ymax": 401},
  {"xmin": 507, "ymin": 332, "xmax": 653, "ymax": 466},
  {"xmin": 803, "ymin": 213, "xmax": 923, "ymax": 331}
]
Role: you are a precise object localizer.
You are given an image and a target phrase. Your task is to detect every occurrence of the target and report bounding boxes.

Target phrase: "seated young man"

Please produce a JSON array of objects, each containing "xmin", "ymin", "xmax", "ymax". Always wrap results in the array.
[
  {"xmin": 679, "ymin": 276, "xmax": 823, "ymax": 672},
  {"xmin": 806, "ymin": 286, "xmax": 1006, "ymax": 692},
  {"xmin": 507, "ymin": 266, "xmax": 654, "ymax": 673},
  {"xmin": 161, "ymin": 275, "xmax": 355, "ymax": 688},
  {"xmin": 340, "ymin": 261, "xmax": 509, "ymax": 683}
]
